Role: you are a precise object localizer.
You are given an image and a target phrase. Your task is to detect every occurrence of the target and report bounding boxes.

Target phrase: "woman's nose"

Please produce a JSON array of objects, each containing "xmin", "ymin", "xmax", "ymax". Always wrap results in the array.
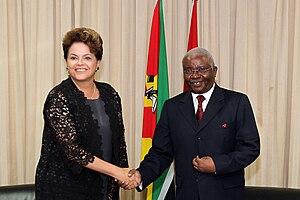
[{"xmin": 77, "ymin": 58, "xmax": 84, "ymax": 65}]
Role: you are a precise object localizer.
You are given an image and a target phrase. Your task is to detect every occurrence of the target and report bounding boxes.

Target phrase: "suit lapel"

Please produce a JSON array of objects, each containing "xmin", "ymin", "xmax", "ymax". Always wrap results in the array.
[
  {"xmin": 178, "ymin": 92, "xmax": 198, "ymax": 131},
  {"xmin": 197, "ymin": 85, "xmax": 225, "ymax": 132}
]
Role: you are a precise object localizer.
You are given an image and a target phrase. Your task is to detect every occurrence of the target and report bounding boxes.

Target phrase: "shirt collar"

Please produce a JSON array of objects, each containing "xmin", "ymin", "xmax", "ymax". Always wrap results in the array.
[{"xmin": 191, "ymin": 83, "xmax": 215, "ymax": 103}]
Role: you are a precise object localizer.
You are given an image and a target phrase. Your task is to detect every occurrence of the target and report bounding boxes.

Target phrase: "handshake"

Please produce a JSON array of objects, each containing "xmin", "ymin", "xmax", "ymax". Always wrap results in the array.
[
  {"xmin": 116, "ymin": 168, "xmax": 142, "ymax": 190},
  {"xmin": 114, "ymin": 155, "xmax": 216, "ymax": 190}
]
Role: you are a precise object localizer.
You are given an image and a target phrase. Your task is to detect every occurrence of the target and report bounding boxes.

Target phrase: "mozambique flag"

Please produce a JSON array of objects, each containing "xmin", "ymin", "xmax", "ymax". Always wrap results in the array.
[
  {"xmin": 141, "ymin": 0, "xmax": 174, "ymax": 199},
  {"xmin": 184, "ymin": 0, "xmax": 199, "ymax": 91}
]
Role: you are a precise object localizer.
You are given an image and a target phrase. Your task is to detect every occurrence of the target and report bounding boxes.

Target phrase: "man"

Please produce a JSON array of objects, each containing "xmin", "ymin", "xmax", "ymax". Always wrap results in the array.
[{"xmin": 127, "ymin": 47, "xmax": 260, "ymax": 200}]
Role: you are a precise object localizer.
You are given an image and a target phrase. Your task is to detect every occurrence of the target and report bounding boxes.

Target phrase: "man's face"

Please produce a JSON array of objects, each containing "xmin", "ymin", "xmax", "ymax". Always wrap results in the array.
[{"xmin": 182, "ymin": 54, "xmax": 217, "ymax": 94}]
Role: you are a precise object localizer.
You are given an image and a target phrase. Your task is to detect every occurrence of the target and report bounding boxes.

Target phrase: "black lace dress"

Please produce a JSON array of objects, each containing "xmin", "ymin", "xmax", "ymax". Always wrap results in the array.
[{"xmin": 35, "ymin": 78, "xmax": 128, "ymax": 200}]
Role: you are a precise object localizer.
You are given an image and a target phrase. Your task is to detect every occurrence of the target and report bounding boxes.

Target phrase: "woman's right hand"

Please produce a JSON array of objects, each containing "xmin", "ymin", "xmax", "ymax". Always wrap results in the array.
[
  {"xmin": 84, "ymin": 156, "xmax": 141, "ymax": 189},
  {"xmin": 116, "ymin": 168, "xmax": 141, "ymax": 190}
]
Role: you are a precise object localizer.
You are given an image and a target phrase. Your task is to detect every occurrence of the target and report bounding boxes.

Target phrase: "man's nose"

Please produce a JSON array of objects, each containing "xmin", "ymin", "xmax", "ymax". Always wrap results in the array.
[{"xmin": 190, "ymin": 71, "xmax": 201, "ymax": 77}]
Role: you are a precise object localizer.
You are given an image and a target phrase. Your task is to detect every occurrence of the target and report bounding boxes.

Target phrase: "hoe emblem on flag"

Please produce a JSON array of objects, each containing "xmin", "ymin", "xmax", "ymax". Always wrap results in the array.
[{"xmin": 145, "ymin": 75, "xmax": 158, "ymax": 113}]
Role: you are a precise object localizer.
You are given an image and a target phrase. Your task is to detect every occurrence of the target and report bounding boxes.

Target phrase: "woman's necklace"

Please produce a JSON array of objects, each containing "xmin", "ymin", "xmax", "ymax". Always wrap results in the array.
[
  {"xmin": 74, "ymin": 81, "xmax": 96, "ymax": 99},
  {"xmin": 90, "ymin": 84, "xmax": 96, "ymax": 99}
]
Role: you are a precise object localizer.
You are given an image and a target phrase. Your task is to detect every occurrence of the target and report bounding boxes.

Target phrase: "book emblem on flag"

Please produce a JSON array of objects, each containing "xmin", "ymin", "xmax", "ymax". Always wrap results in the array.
[{"xmin": 145, "ymin": 75, "xmax": 158, "ymax": 113}]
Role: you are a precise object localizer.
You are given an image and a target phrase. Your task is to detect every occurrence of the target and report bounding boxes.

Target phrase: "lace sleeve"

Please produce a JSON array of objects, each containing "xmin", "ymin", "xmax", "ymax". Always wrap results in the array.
[{"xmin": 44, "ymin": 90, "xmax": 94, "ymax": 173}]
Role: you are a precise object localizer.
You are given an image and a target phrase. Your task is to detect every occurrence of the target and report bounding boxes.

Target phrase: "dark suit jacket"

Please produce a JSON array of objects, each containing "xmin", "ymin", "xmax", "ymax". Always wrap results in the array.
[{"xmin": 138, "ymin": 84, "xmax": 260, "ymax": 200}]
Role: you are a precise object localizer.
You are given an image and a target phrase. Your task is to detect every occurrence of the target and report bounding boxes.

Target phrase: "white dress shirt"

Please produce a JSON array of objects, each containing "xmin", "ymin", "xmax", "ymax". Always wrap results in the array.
[{"xmin": 191, "ymin": 83, "xmax": 215, "ymax": 114}]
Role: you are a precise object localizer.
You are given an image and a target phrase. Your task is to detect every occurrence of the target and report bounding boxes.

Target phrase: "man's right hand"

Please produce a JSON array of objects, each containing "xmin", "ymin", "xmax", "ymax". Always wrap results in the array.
[{"xmin": 118, "ymin": 168, "xmax": 141, "ymax": 190}]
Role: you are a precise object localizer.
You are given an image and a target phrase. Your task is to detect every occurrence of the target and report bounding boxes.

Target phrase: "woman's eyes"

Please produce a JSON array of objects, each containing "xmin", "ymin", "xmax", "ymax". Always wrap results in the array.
[
  {"xmin": 69, "ymin": 56, "xmax": 77, "ymax": 60},
  {"xmin": 69, "ymin": 56, "xmax": 92, "ymax": 60},
  {"xmin": 84, "ymin": 56, "xmax": 92, "ymax": 60}
]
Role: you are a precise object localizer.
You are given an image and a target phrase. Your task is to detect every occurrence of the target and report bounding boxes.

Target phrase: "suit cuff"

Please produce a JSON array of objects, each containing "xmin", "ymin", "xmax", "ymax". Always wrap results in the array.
[{"xmin": 136, "ymin": 182, "xmax": 143, "ymax": 192}]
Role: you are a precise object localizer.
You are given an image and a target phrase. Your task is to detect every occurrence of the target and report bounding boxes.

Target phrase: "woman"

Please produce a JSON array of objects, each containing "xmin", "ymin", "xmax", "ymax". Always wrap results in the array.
[{"xmin": 35, "ymin": 27, "xmax": 132, "ymax": 200}]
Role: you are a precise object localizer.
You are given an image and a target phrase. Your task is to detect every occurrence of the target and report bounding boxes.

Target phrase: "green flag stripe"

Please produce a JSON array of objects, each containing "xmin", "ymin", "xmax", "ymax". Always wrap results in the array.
[
  {"xmin": 157, "ymin": 0, "xmax": 169, "ymax": 121},
  {"xmin": 152, "ymin": 1, "xmax": 172, "ymax": 199}
]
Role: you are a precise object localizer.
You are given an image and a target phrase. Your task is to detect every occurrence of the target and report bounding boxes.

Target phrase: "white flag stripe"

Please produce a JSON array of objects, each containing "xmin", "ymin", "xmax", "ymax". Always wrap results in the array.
[{"xmin": 157, "ymin": 162, "xmax": 175, "ymax": 199}]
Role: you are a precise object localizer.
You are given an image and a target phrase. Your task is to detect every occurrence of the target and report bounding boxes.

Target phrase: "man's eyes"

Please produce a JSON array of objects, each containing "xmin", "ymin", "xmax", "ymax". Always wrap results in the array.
[{"xmin": 184, "ymin": 66, "xmax": 210, "ymax": 74}]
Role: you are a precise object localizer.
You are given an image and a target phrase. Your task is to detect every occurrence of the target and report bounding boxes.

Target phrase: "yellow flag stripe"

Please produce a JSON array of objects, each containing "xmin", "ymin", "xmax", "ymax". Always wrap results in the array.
[
  {"xmin": 141, "ymin": 138, "xmax": 154, "ymax": 200},
  {"xmin": 146, "ymin": 184, "xmax": 153, "ymax": 200},
  {"xmin": 141, "ymin": 138, "xmax": 152, "ymax": 160}
]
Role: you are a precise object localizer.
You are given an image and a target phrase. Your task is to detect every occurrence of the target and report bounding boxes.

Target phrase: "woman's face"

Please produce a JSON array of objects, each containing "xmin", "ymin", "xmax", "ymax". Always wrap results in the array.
[
  {"xmin": 183, "ymin": 54, "xmax": 217, "ymax": 94},
  {"xmin": 66, "ymin": 42, "xmax": 100, "ymax": 83}
]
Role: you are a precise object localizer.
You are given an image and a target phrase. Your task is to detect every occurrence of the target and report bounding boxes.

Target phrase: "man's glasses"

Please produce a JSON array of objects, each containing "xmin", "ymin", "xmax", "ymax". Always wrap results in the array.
[{"xmin": 183, "ymin": 66, "xmax": 212, "ymax": 75}]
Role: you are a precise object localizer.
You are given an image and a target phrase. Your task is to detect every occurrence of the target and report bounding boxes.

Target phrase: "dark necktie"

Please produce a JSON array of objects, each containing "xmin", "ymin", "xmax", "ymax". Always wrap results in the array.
[{"xmin": 196, "ymin": 95, "xmax": 205, "ymax": 123}]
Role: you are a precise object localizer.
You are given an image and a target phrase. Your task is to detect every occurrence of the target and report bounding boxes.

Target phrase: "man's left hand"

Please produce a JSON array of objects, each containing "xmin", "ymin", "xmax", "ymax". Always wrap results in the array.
[{"xmin": 192, "ymin": 156, "xmax": 216, "ymax": 173}]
